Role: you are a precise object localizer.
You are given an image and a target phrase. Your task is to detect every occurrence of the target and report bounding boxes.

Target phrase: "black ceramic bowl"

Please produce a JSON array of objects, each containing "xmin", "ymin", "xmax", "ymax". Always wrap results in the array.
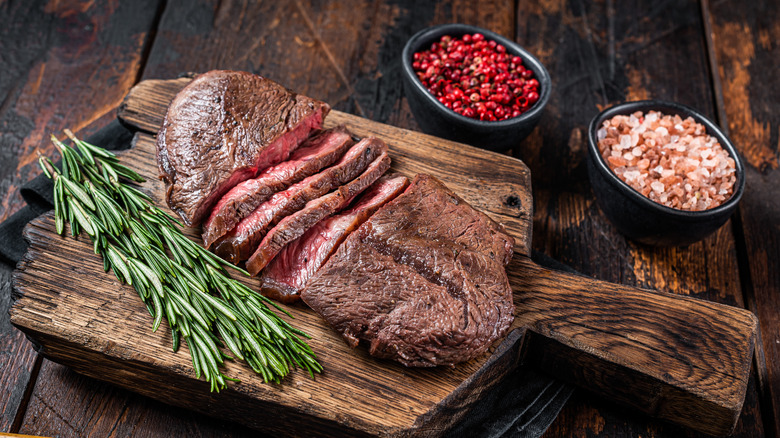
[
  {"xmin": 401, "ymin": 24, "xmax": 551, "ymax": 152},
  {"xmin": 587, "ymin": 100, "xmax": 745, "ymax": 246}
]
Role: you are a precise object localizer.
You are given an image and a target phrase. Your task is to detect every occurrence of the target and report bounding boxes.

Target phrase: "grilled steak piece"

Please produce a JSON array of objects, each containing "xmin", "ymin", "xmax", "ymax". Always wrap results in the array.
[
  {"xmin": 157, "ymin": 70, "xmax": 330, "ymax": 226},
  {"xmin": 247, "ymin": 153, "xmax": 391, "ymax": 276},
  {"xmin": 213, "ymin": 137, "xmax": 388, "ymax": 263},
  {"xmin": 301, "ymin": 174, "xmax": 515, "ymax": 367},
  {"xmin": 261, "ymin": 174, "xmax": 409, "ymax": 303},
  {"xmin": 202, "ymin": 127, "xmax": 353, "ymax": 248}
]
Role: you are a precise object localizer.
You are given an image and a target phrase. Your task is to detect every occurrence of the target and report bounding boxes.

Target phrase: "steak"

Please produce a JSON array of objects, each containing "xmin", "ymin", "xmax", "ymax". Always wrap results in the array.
[
  {"xmin": 202, "ymin": 127, "xmax": 353, "ymax": 248},
  {"xmin": 261, "ymin": 174, "xmax": 409, "ymax": 303},
  {"xmin": 157, "ymin": 70, "xmax": 330, "ymax": 226},
  {"xmin": 246, "ymin": 153, "xmax": 391, "ymax": 276},
  {"xmin": 301, "ymin": 174, "xmax": 515, "ymax": 367},
  {"xmin": 213, "ymin": 137, "xmax": 388, "ymax": 263}
]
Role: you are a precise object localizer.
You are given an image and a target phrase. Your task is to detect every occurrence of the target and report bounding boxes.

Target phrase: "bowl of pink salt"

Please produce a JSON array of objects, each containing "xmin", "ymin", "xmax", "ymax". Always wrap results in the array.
[{"xmin": 586, "ymin": 100, "xmax": 744, "ymax": 246}]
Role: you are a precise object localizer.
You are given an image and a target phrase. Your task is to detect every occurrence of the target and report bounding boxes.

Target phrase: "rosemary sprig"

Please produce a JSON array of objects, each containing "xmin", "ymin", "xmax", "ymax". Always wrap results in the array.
[{"xmin": 38, "ymin": 131, "xmax": 322, "ymax": 391}]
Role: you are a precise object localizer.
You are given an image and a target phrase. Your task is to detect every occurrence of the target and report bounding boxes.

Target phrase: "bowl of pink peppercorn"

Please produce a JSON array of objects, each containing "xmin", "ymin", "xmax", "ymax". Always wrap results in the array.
[
  {"xmin": 402, "ymin": 24, "xmax": 551, "ymax": 152},
  {"xmin": 587, "ymin": 100, "xmax": 745, "ymax": 246}
]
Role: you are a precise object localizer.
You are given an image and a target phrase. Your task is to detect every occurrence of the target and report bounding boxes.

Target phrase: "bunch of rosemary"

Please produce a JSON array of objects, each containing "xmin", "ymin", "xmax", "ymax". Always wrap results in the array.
[{"xmin": 38, "ymin": 131, "xmax": 321, "ymax": 391}]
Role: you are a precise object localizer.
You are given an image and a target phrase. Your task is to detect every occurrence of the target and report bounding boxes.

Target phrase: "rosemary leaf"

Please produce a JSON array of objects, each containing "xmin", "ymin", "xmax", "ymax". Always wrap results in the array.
[
  {"xmin": 105, "ymin": 245, "xmax": 131, "ymax": 284},
  {"xmin": 150, "ymin": 289, "xmax": 164, "ymax": 332},
  {"xmin": 218, "ymin": 323, "xmax": 245, "ymax": 361},
  {"xmin": 196, "ymin": 289, "xmax": 237, "ymax": 321},
  {"xmin": 69, "ymin": 198, "xmax": 95, "ymax": 237}
]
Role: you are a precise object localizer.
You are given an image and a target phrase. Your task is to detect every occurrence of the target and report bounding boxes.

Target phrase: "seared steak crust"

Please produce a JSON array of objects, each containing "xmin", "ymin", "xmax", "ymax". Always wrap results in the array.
[
  {"xmin": 157, "ymin": 70, "xmax": 329, "ymax": 226},
  {"xmin": 301, "ymin": 174, "xmax": 515, "ymax": 367}
]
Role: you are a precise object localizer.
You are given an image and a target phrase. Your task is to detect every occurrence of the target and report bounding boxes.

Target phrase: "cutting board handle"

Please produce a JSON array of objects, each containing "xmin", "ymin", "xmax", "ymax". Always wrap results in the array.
[{"xmin": 510, "ymin": 258, "xmax": 757, "ymax": 436}]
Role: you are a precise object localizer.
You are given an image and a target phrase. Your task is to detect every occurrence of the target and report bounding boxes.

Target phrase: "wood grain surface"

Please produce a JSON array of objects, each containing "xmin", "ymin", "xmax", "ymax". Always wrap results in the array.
[
  {"xmin": 9, "ymin": 77, "xmax": 758, "ymax": 436},
  {"xmin": 706, "ymin": 0, "xmax": 780, "ymax": 436},
  {"xmin": 0, "ymin": 0, "xmax": 164, "ymax": 433},
  {"xmin": 1, "ymin": 1, "xmax": 777, "ymax": 437}
]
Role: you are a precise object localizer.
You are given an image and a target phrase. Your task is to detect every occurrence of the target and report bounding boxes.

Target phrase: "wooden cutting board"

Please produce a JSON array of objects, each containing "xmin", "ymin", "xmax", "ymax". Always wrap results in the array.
[{"xmin": 11, "ymin": 77, "xmax": 757, "ymax": 437}]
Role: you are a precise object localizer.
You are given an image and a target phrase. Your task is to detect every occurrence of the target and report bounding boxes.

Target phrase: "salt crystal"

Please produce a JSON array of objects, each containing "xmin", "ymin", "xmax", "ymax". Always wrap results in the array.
[
  {"xmin": 598, "ymin": 128, "xmax": 607, "ymax": 140},
  {"xmin": 608, "ymin": 156, "xmax": 627, "ymax": 167},
  {"xmin": 624, "ymin": 170, "xmax": 640, "ymax": 181},
  {"xmin": 632, "ymin": 147, "xmax": 642, "ymax": 157},
  {"xmin": 651, "ymin": 181, "xmax": 665, "ymax": 193}
]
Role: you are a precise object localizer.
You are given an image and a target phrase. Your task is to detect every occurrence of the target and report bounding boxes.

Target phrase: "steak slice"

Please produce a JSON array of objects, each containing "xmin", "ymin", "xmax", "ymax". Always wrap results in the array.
[
  {"xmin": 247, "ymin": 153, "xmax": 391, "ymax": 276},
  {"xmin": 202, "ymin": 127, "xmax": 353, "ymax": 248},
  {"xmin": 157, "ymin": 70, "xmax": 330, "ymax": 226},
  {"xmin": 301, "ymin": 174, "xmax": 515, "ymax": 367},
  {"xmin": 213, "ymin": 137, "xmax": 388, "ymax": 263},
  {"xmin": 261, "ymin": 174, "xmax": 409, "ymax": 303}
]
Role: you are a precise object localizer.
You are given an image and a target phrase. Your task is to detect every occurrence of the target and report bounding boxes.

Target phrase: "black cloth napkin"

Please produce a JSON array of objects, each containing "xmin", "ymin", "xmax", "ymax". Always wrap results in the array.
[{"xmin": 0, "ymin": 121, "xmax": 573, "ymax": 437}]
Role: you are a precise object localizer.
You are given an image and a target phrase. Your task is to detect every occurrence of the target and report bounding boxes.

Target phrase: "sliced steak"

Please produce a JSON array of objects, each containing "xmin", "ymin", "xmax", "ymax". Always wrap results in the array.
[
  {"xmin": 202, "ymin": 127, "xmax": 353, "ymax": 248},
  {"xmin": 301, "ymin": 174, "xmax": 515, "ymax": 367},
  {"xmin": 157, "ymin": 70, "xmax": 330, "ymax": 226},
  {"xmin": 213, "ymin": 137, "xmax": 388, "ymax": 263},
  {"xmin": 261, "ymin": 174, "xmax": 409, "ymax": 303},
  {"xmin": 247, "ymin": 153, "xmax": 391, "ymax": 276}
]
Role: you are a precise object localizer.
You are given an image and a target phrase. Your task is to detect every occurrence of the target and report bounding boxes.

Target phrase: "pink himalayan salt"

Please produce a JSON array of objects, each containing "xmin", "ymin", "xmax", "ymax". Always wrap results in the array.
[{"xmin": 597, "ymin": 110, "xmax": 736, "ymax": 211}]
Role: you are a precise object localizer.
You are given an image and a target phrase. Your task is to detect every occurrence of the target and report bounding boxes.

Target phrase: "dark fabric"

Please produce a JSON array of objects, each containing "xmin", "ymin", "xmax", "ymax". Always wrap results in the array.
[
  {"xmin": 0, "ymin": 205, "xmax": 42, "ymax": 266},
  {"xmin": 0, "ymin": 120, "xmax": 573, "ymax": 437}
]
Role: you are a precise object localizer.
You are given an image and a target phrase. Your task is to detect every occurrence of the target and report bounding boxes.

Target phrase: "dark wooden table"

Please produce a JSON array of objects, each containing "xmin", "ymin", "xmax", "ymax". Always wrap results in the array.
[{"xmin": 0, "ymin": 0, "xmax": 777, "ymax": 436}]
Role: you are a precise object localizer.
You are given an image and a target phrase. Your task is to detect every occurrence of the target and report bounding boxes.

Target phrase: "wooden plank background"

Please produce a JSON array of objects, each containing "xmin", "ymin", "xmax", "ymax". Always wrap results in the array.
[{"xmin": 0, "ymin": 0, "xmax": 777, "ymax": 437}]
